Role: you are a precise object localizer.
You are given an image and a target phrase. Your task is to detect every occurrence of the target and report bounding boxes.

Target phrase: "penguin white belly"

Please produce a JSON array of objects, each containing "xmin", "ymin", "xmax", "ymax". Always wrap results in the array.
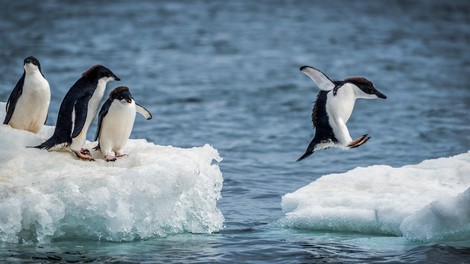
[
  {"xmin": 70, "ymin": 79, "xmax": 107, "ymax": 151},
  {"xmin": 99, "ymin": 101, "xmax": 136, "ymax": 156},
  {"xmin": 325, "ymin": 86, "xmax": 356, "ymax": 145},
  {"xmin": 8, "ymin": 73, "xmax": 50, "ymax": 133}
]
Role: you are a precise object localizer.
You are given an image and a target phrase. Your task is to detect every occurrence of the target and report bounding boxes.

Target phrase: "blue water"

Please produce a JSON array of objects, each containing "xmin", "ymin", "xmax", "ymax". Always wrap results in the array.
[{"xmin": 1, "ymin": 0, "xmax": 469, "ymax": 262}]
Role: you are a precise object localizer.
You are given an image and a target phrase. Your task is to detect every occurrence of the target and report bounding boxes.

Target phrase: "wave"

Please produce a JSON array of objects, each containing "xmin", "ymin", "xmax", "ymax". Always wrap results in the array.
[
  {"xmin": 281, "ymin": 152, "xmax": 470, "ymax": 242},
  {"xmin": 0, "ymin": 103, "xmax": 224, "ymax": 243}
]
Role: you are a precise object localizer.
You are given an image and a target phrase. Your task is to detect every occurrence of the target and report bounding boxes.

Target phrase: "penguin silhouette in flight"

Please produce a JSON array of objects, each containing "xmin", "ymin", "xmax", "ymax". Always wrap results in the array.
[{"xmin": 297, "ymin": 66, "xmax": 387, "ymax": 162}]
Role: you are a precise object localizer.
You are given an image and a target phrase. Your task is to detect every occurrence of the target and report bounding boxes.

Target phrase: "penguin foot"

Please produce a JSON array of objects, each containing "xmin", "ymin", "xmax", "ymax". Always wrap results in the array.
[
  {"xmin": 74, "ymin": 148, "xmax": 95, "ymax": 161},
  {"xmin": 115, "ymin": 151, "xmax": 126, "ymax": 158},
  {"xmin": 105, "ymin": 155, "xmax": 117, "ymax": 162},
  {"xmin": 348, "ymin": 134, "xmax": 370, "ymax": 148}
]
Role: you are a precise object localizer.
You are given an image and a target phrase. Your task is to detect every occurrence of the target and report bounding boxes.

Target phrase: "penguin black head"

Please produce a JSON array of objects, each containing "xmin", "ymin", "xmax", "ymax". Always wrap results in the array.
[
  {"xmin": 23, "ymin": 56, "xmax": 43, "ymax": 75},
  {"xmin": 110, "ymin": 86, "xmax": 133, "ymax": 104},
  {"xmin": 24, "ymin": 56, "xmax": 40, "ymax": 67},
  {"xmin": 345, "ymin": 77, "xmax": 387, "ymax": 99},
  {"xmin": 82, "ymin": 65, "xmax": 121, "ymax": 82}
]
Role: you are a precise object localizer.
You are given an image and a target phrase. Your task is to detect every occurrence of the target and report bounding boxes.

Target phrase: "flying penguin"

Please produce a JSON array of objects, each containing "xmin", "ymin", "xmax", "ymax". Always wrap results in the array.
[
  {"xmin": 3, "ymin": 56, "xmax": 50, "ymax": 133},
  {"xmin": 297, "ymin": 65, "xmax": 387, "ymax": 162},
  {"xmin": 34, "ymin": 65, "xmax": 120, "ymax": 160},
  {"xmin": 94, "ymin": 86, "xmax": 152, "ymax": 162}
]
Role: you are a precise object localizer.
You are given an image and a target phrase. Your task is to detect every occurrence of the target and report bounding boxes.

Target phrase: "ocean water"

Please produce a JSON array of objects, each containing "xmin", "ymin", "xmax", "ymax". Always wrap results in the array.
[{"xmin": 0, "ymin": 0, "xmax": 469, "ymax": 263}]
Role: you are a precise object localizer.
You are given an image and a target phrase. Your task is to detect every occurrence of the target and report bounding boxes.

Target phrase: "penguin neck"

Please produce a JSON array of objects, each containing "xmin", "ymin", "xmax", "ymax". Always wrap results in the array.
[
  {"xmin": 82, "ymin": 79, "xmax": 109, "ymax": 137},
  {"xmin": 24, "ymin": 64, "xmax": 43, "ymax": 77},
  {"xmin": 335, "ymin": 83, "xmax": 360, "ymax": 103},
  {"xmin": 95, "ymin": 78, "xmax": 108, "ymax": 99},
  {"xmin": 89, "ymin": 78, "xmax": 109, "ymax": 116}
]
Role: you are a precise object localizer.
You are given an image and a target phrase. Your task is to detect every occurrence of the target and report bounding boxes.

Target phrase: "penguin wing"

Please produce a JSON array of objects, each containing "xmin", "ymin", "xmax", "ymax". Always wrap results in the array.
[
  {"xmin": 136, "ymin": 103, "xmax": 152, "ymax": 120},
  {"xmin": 300, "ymin": 66, "xmax": 335, "ymax": 91},
  {"xmin": 71, "ymin": 97, "xmax": 90, "ymax": 138},
  {"xmin": 94, "ymin": 99, "xmax": 112, "ymax": 141},
  {"xmin": 3, "ymin": 73, "xmax": 25, "ymax": 124}
]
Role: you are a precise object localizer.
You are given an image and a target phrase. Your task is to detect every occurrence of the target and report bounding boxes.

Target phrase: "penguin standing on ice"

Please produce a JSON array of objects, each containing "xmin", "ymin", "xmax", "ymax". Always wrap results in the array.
[
  {"xmin": 94, "ymin": 86, "xmax": 152, "ymax": 161},
  {"xmin": 297, "ymin": 66, "xmax": 387, "ymax": 162},
  {"xmin": 3, "ymin": 56, "xmax": 50, "ymax": 133},
  {"xmin": 35, "ymin": 65, "xmax": 120, "ymax": 160}
]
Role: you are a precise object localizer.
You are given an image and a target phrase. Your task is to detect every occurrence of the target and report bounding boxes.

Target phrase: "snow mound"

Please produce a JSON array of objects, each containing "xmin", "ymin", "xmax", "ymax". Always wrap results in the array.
[
  {"xmin": 281, "ymin": 152, "xmax": 470, "ymax": 242},
  {"xmin": 0, "ymin": 103, "xmax": 224, "ymax": 243}
]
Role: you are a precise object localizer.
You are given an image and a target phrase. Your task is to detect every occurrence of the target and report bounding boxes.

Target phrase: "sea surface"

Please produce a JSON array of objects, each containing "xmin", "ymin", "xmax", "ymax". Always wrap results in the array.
[{"xmin": 1, "ymin": 0, "xmax": 469, "ymax": 263}]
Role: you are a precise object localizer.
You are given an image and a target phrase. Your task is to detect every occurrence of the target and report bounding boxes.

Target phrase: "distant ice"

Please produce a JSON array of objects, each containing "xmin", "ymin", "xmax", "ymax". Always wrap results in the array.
[
  {"xmin": 0, "ymin": 103, "xmax": 224, "ymax": 243},
  {"xmin": 281, "ymin": 152, "xmax": 470, "ymax": 242}
]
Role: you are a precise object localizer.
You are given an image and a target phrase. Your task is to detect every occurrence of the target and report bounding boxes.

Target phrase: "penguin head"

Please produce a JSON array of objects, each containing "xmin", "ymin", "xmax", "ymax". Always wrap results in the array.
[
  {"xmin": 109, "ymin": 86, "xmax": 134, "ymax": 104},
  {"xmin": 23, "ymin": 56, "xmax": 42, "ymax": 74},
  {"xmin": 82, "ymin": 65, "xmax": 121, "ymax": 83},
  {"xmin": 345, "ymin": 77, "xmax": 387, "ymax": 100}
]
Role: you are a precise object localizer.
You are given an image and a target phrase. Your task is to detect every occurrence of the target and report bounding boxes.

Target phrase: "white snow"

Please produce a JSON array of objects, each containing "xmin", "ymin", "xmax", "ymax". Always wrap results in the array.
[
  {"xmin": 0, "ymin": 103, "xmax": 224, "ymax": 243},
  {"xmin": 281, "ymin": 152, "xmax": 470, "ymax": 242}
]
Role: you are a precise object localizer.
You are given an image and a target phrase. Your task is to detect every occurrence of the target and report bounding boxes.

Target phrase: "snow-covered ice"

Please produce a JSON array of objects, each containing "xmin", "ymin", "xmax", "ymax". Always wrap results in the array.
[
  {"xmin": 0, "ymin": 103, "xmax": 224, "ymax": 243},
  {"xmin": 281, "ymin": 152, "xmax": 470, "ymax": 242}
]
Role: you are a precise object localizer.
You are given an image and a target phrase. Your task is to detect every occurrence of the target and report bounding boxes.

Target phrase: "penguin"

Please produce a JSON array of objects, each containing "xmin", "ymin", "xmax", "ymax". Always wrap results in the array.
[
  {"xmin": 297, "ymin": 65, "xmax": 387, "ymax": 162},
  {"xmin": 3, "ymin": 56, "xmax": 50, "ymax": 134},
  {"xmin": 94, "ymin": 86, "xmax": 152, "ymax": 161},
  {"xmin": 35, "ymin": 65, "xmax": 120, "ymax": 161}
]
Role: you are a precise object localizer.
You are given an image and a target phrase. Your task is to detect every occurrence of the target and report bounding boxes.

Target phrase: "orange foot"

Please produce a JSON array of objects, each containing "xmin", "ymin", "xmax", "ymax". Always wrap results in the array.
[
  {"xmin": 348, "ymin": 134, "xmax": 370, "ymax": 148},
  {"xmin": 74, "ymin": 148, "xmax": 94, "ymax": 161}
]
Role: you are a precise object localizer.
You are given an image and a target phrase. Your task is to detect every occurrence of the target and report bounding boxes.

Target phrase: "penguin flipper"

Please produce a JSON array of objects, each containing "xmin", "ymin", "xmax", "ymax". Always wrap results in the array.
[
  {"xmin": 71, "ymin": 98, "xmax": 89, "ymax": 139},
  {"xmin": 94, "ymin": 99, "xmax": 112, "ymax": 141},
  {"xmin": 136, "ymin": 103, "xmax": 152, "ymax": 120},
  {"xmin": 3, "ymin": 74, "xmax": 25, "ymax": 124},
  {"xmin": 300, "ymin": 66, "xmax": 335, "ymax": 91}
]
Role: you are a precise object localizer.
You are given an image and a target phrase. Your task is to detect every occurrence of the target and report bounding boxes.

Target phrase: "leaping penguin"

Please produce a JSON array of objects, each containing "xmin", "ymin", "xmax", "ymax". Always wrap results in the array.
[
  {"xmin": 94, "ymin": 86, "xmax": 152, "ymax": 162},
  {"xmin": 3, "ymin": 56, "xmax": 50, "ymax": 134},
  {"xmin": 297, "ymin": 66, "xmax": 387, "ymax": 162},
  {"xmin": 35, "ymin": 65, "xmax": 120, "ymax": 160}
]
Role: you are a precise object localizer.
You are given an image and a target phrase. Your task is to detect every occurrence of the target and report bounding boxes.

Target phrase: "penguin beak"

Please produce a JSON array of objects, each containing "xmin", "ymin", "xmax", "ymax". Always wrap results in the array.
[
  {"xmin": 126, "ymin": 98, "xmax": 132, "ymax": 103},
  {"xmin": 114, "ymin": 75, "xmax": 121, "ymax": 81},
  {"xmin": 374, "ymin": 89, "xmax": 387, "ymax": 99}
]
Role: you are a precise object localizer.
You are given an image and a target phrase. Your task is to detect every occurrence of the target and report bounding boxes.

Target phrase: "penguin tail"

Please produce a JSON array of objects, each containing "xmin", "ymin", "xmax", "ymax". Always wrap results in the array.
[
  {"xmin": 33, "ymin": 140, "xmax": 56, "ymax": 150},
  {"xmin": 296, "ymin": 150, "xmax": 314, "ymax": 162},
  {"xmin": 32, "ymin": 134, "xmax": 71, "ymax": 150},
  {"xmin": 296, "ymin": 137, "xmax": 335, "ymax": 162}
]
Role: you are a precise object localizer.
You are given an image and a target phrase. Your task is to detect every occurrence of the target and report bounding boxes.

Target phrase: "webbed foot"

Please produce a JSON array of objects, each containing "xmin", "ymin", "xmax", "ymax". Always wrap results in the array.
[
  {"xmin": 105, "ymin": 155, "xmax": 117, "ymax": 162},
  {"xmin": 115, "ymin": 151, "xmax": 126, "ymax": 158},
  {"xmin": 74, "ymin": 148, "xmax": 94, "ymax": 161},
  {"xmin": 348, "ymin": 134, "xmax": 370, "ymax": 148}
]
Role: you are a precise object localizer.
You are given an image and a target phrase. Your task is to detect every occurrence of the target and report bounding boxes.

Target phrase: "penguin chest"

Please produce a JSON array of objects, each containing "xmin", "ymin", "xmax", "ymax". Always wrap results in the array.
[
  {"xmin": 323, "ymin": 86, "xmax": 357, "ymax": 145},
  {"xmin": 10, "ymin": 73, "xmax": 50, "ymax": 133},
  {"xmin": 325, "ymin": 87, "xmax": 356, "ymax": 123},
  {"xmin": 100, "ymin": 102, "xmax": 136, "ymax": 151}
]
